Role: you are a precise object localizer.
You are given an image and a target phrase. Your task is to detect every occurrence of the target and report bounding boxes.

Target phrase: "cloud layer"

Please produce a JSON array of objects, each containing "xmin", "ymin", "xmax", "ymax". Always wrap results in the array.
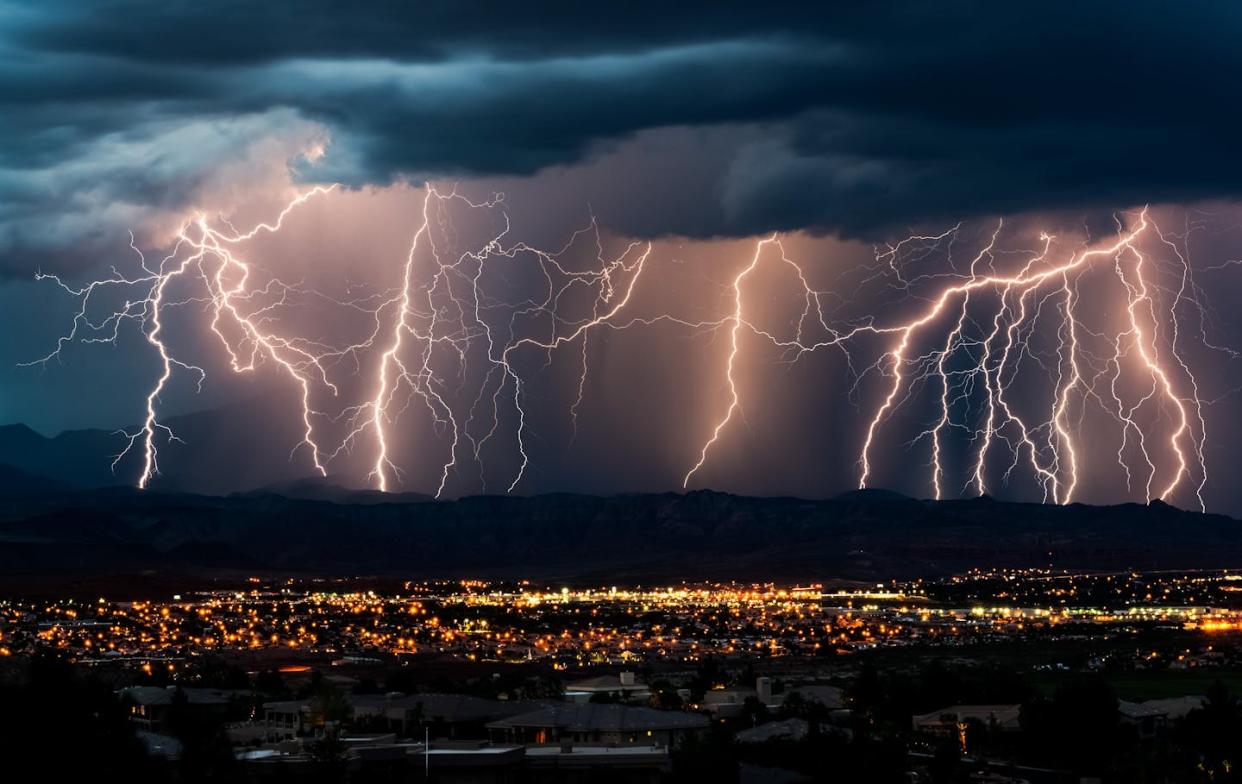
[{"xmin": 4, "ymin": 0, "xmax": 1242, "ymax": 274}]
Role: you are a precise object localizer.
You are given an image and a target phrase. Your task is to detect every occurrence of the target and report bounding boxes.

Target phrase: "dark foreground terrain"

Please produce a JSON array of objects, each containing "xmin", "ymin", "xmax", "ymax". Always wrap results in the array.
[{"xmin": 2, "ymin": 469, "xmax": 1241, "ymax": 583}]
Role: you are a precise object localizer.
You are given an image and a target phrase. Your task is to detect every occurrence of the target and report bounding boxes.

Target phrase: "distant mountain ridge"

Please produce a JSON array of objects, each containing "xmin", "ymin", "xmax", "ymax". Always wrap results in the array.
[
  {"xmin": 0, "ymin": 422, "xmax": 123, "ymax": 489},
  {"xmin": 0, "ymin": 461, "xmax": 72, "ymax": 494},
  {"xmin": 0, "ymin": 400, "xmax": 337, "ymax": 495},
  {"xmin": 241, "ymin": 477, "xmax": 435, "ymax": 505},
  {"xmin": 0, "ymin": 483, "xmax": 1239, "ymax": 584}
]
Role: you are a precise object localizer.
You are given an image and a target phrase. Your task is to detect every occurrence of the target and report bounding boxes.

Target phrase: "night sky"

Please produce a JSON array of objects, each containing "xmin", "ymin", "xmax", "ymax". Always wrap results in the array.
[{"xmin": 5, "ymin": 2, "xmax": 1242, "ymax": 510}]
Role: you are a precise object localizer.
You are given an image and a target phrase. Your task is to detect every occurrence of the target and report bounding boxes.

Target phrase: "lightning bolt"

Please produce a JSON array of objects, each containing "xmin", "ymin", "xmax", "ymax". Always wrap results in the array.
[
  {"xmin": 677, "ymin": 208, "xmax": 1212, "ymax": 508},
  {"xmin": 27, "ymin": 188, "xmax": 1227, "ymax": 511}
]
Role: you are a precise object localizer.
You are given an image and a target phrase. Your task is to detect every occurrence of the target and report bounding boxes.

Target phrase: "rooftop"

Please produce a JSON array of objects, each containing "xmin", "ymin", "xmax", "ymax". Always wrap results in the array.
[
  {"xmin": 488, "ymin": 703, "xmax": 710, "ymax": 733},
  {"xmin": 912, "ymin": 704, "xmax": 1022, "ymax": 730}
]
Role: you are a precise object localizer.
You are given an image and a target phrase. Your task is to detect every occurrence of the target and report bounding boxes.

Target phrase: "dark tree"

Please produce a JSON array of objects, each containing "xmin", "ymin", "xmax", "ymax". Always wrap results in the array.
[
  {"xmin": 167, "ymin": 687, "xmax": 240, "ymax": 782},
  {"xmin": 1175, "ymin": 680, "xmax": 1242, "ymax": 782},
  {"xmin": 0, "ymin": 654, "xmax": 159, "ymax": 777}
]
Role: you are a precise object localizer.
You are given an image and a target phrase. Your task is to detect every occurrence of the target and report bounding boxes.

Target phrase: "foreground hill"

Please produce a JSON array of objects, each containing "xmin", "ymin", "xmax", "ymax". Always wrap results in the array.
[{"xmin": 1, "ymin": 482, "xmax": 1240, "ymax": 583}]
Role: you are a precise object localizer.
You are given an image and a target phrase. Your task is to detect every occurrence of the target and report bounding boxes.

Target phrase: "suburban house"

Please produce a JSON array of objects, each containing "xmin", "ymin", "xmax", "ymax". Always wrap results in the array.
[
  {"xmin": 487, "ymin": 703, "xmax": 709, "ymax": 748},
  {"xmin": 564, "ymin": 671, "xmax": 651, "ymax": 702}
]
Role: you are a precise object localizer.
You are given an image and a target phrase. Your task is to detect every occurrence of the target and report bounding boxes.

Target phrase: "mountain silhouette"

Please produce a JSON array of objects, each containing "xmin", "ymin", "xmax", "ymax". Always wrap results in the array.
[
  {"xmin": 0, "ymin": 400, "xmax": 325, "ymax": 494},
  {"xmin": 1, "ymin": 486, "xmax": 1239, "ymax": 583}
]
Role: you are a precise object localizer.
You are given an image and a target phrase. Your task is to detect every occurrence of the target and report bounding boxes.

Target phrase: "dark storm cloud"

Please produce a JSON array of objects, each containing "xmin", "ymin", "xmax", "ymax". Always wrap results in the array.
[
  {"xmin": 12, "ymin": 1, "xmax": 850, "ymax": 64},
  {"xmin": 4, "ymin": 0, "xmax": 1242, "ymax": 271}
]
